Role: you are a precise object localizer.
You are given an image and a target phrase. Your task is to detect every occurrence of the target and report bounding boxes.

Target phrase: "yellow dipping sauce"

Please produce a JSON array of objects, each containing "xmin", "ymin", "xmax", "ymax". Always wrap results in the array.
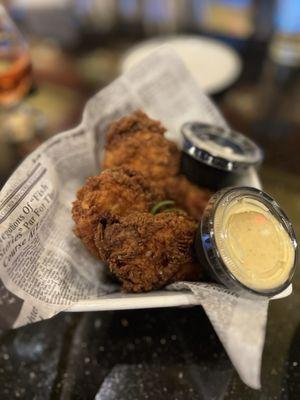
[{"xmin": 214, "ymin": 197, "xmax": 295, "ymax": 292}]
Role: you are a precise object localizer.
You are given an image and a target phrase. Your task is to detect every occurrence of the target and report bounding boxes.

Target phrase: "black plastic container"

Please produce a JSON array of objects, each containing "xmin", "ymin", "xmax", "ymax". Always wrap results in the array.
[{"xmin": 181, "ymin": 122, "xmax": 264, "ymax": 190}]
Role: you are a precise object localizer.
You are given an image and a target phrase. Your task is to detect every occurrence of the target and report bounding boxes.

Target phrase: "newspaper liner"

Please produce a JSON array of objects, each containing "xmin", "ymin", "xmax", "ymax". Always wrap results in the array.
[{"xmin": 0, "ymin": 48, "xmax": 287, "ymax": 389}]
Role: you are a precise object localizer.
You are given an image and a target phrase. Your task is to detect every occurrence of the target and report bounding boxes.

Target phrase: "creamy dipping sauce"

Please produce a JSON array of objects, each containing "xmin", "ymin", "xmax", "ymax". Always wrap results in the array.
[{"xmin": 214, "ymin": 197, "xmax": 295, "ymax": 291}]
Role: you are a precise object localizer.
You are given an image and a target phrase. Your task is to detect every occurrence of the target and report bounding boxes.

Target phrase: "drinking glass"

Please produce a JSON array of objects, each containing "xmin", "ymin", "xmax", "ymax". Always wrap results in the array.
[{"xmin": 0, "ymin": 4, "xmax": 46, "ymax": 185}]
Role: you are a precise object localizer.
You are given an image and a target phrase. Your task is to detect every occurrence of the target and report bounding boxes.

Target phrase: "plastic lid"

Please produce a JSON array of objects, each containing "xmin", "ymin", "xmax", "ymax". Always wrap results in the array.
[
  {"xmin": 196, "ymin": 187, "xmax": 297, "ymax": 297},
  {"xmin": 181, "ymin": 122, "xmax": 263, "ymax": 173}
]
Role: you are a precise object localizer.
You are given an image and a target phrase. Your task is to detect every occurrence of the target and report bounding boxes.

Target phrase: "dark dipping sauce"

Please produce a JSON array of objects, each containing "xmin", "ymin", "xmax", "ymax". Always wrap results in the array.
[{"xmin": 180, "ymin": 122, "xmax": 264, "ymax": 191}]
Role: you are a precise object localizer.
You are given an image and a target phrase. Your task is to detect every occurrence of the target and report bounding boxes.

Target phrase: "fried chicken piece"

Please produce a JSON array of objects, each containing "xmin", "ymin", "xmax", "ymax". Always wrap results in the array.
[
  {"xmin": 102, "ymin": 111, "xmax": 211, "ymax": 219},
  {"xmin": 95, "ymin": 211, "xmax": 201, "ymax": 292},
  {"xmin": 105, "ymin": 110, "xmax": 166, "ymax": 140},
  {"xmin": 103, "ymin": 111, "xmax": 180, "ymax": 180},
  {"xmin": 160, "ymin": 176, "xmax": 212, "ymax": 221},
  {"xmin": 72, "ymin": 168, "xmax": 163, "ymax": 257}
]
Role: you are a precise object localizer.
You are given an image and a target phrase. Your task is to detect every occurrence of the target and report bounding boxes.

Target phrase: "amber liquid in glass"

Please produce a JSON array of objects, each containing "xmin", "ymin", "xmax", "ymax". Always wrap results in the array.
[{"xmin": 0, "ymin": 50, "xmax": 33, "ymax": 107}]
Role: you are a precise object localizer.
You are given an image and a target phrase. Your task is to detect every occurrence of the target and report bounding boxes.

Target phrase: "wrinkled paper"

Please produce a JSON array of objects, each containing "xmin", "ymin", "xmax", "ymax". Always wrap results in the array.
[{"xmin": 0, "ymin": 47, "xmax": 283, "ymax": 389}]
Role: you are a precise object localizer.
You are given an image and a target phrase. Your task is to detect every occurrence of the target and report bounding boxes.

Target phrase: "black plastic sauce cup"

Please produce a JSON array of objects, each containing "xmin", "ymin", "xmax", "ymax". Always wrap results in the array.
[{"xmin": 180, "ymin": 122, "xmax": 264, "ymax": 190}]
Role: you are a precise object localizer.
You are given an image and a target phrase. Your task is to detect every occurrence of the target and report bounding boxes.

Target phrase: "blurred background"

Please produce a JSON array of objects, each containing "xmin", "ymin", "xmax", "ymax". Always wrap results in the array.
[{"xmin": 1, "ymin": 0, "xmax": 300, "ymax": 187}]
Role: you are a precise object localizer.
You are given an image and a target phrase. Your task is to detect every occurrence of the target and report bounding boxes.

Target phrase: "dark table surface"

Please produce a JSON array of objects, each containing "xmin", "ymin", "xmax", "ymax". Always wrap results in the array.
[{"xmin": 1, "ymin": 38, "xmax": 300, "ymax": 399}]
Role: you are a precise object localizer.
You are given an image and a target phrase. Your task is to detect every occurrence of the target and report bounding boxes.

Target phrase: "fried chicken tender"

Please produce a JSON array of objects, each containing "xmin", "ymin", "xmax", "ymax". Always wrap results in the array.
[
  {"xmin": 103, "ymin": 111, "xmax": 180, "ymax": 180},
  {"xmin": 72, "ymin": 168, "xmax": 163, "ymax": 257},
  {"xmin": 73, "ymin": 111, "xmax": 210, "ymax": 292},
  {"xmin": 102, "ymin": 111, "xmax": 211, "ymax": 220},
  {"xmin": 95, "ymin": 211, "xmax": 201, "ymax": 292},
  {"xmin": 162, "ymin": 176, "xmax": 212, "ymax": 221}
]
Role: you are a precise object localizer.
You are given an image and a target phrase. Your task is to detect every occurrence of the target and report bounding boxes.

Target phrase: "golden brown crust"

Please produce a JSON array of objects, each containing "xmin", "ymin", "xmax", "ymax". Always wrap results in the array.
[
  {"xmin": 73, "ymin": 111, "xmax": 210, "ymax": 292},
  {"xmin": 103, "ymin": 111, "xmax": 211, "ymax": 219},
  {"xmin": 105, "ymin": 110, "xmax": 166, "ymax": 146},
  {"xmin": 103, "ymin": 111, "xmax": 180, "ymax": 180},
  {"xmin": 72, "ymin": 168, "xmax": 163, "ymax": 257},
  {"xmin": 160, "ymin": 175, "xmax": 212, "ymax": 221},
  {"xmin": 95, "ymin": 211, "xmax": 202, "ymax": 292}
]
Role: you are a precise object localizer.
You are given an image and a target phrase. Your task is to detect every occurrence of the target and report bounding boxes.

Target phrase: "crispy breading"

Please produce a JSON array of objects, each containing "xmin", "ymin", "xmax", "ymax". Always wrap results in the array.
[
  {"xmin": 103, "ymin": 111, "xmax": 180, "ymax": 180},
  {"xmin": 103, "ymin": 111, "xmax": 211, "ymax": 219},
  {"xmin": 105, "ymin": 110, "xmax": 166, "ymax": 143},
  {"xmin": 95, "ymin": 211, "xmax": 201, "ymax": 292},
  {"xmin": 72, "ymin": 111, "xmax": 210, "ymax": 292},
  {"xmin": 161, "ymin": 175, "xmax": 212, "ymax": 221},
  {"xmin": 72, "ymin": 168, "xmax": 163, "ymax": 257}
]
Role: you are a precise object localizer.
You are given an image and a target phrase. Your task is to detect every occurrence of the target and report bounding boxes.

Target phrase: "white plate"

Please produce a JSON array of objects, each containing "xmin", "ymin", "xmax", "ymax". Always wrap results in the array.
[
  {"xmin": 67, "ymin": 282, "xmax": 291, "ymax": 312},
  {"xmin": 121, "ymin": 35, "xmax": 242, "ymax": 94},
  {"xmin": 67, "ymin": 291, "xmax": 200, "ymax": 312},
  {"xmin": 66, "ymin": 167, "xmax": 262, "ymax": 313}
]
